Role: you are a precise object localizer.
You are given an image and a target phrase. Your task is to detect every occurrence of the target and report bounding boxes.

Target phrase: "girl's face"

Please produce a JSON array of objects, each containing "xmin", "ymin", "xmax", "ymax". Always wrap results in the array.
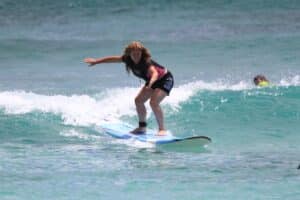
[{"xmin": 130, "ymin": 49, "xmax": 142, "ymax": 64}]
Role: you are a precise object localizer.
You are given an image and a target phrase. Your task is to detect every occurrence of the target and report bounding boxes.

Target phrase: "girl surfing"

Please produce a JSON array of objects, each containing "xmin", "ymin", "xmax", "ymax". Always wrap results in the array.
[{"xmin": 84, "ymin": 41, "xmax": 174, "ymax": 136}]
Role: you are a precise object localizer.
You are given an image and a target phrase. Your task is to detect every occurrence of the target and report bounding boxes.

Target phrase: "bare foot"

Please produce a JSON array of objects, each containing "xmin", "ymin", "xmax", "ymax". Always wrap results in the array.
[
  {"xmin": 156, "ymin": 129, "xmax": 167, "ymax": 136},
  {"xmin": 130, "ymin": 127, "xmax": 146, "ymax": 135}
]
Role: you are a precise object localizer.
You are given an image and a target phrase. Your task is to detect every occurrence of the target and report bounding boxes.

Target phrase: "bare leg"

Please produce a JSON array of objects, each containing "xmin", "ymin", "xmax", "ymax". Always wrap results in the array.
[
  {"xmin": 131, "ymin": 86, "xmax": 153, "ymax": 134},
  {"xmin": 149, "ymin": 89, "xmax": 168, "ymax": 135}
]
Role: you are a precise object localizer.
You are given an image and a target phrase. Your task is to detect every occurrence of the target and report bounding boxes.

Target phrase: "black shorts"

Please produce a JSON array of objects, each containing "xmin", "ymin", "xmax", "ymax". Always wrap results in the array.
[{"xmin": 146, "ymin": 72, "xmax": 174, "ymax": 95}]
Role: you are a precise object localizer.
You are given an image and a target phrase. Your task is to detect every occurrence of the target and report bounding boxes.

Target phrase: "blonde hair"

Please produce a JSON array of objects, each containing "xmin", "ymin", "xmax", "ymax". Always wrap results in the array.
[{"xmin": 123, "ymin": 41, "xmax": 151, "ymax": 73}]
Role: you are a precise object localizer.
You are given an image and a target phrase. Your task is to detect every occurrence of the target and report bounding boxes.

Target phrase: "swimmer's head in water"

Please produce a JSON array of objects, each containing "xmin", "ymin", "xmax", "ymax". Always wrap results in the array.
[{"xmin": 254, "ymin": 75, "xmax": 269, "ymax": 86}]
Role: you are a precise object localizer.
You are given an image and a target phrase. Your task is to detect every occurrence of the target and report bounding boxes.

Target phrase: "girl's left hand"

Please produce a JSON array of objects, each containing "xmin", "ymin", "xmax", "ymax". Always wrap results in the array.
[{"xmin": 145, "ymin": 86, "xmax": 153, "ymax": 90}]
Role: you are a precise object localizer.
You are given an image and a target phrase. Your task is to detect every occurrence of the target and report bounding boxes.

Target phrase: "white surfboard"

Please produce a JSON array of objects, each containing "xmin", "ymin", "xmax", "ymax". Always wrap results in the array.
[{"xmin": 100, "ymin": 122, "xmax": 211, "ymax": 151}]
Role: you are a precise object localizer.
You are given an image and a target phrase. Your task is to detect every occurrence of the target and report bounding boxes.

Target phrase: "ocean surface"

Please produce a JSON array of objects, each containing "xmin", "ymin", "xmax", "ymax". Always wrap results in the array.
[{"xmin": 1, "ymin": 0, "xmax": 300, "ymax": 199}]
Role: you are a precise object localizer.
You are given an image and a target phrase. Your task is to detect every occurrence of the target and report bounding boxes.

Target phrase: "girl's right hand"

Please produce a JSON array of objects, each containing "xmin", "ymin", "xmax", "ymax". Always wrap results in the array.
[{"xmin": 84, "ymin": 58, "xmax": 97, "ymax": 66}]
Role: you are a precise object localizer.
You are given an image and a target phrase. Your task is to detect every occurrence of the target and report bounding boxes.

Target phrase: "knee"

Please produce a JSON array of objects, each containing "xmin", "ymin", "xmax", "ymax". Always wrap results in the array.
[
  {"xmin": 149, "ymin": 99, "xmax": 159, "ymax": 109},
  {"xmin": 135, "ymin": 96, "xmax": 144, "ymax": 106}
]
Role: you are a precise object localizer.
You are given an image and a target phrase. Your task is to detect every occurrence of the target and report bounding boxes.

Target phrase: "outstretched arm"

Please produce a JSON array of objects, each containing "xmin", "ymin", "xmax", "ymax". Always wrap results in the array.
[{"xmin": 84, "ymin": 56, "xmax": 123, "ymax": 66}]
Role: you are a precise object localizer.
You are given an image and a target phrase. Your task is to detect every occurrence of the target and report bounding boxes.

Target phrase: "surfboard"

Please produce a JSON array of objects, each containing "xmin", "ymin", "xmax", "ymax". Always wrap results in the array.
[{"xmin": 100, "ymin": 122, "xmax": 211, "ymax": 151}]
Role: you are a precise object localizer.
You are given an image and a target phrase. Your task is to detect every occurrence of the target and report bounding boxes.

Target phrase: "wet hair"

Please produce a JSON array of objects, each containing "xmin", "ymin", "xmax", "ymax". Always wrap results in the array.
[
  {"xmin": 253, "ymin": 75, "xmax": 268, "ymax": 85},
  {"xmin": 122, "ymin": 41, "xmax": 151, "ymax": 73}
]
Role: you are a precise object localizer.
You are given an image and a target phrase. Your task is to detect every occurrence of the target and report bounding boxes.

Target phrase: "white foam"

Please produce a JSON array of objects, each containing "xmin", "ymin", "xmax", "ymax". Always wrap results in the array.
[
  {"xmin": 165, "ymin": 80, "xmax": 251, "ymax": 109},
  {"xmin": 279, "ymin": 75, "xmax": 300, "ymax": 86},
  {"xmin": 0, "ymin": 80, "xmax": 254, "ymax": 127},
  {"xmin": 59, "ymin": 129, "xmax": 102, "ymax": 140}
]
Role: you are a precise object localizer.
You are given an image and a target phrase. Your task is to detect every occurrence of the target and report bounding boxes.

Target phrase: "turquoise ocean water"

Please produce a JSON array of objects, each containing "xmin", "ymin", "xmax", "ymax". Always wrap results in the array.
[{"xmin": 1, "ymin": 0, "xmax": 300, "ymax": 199}]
